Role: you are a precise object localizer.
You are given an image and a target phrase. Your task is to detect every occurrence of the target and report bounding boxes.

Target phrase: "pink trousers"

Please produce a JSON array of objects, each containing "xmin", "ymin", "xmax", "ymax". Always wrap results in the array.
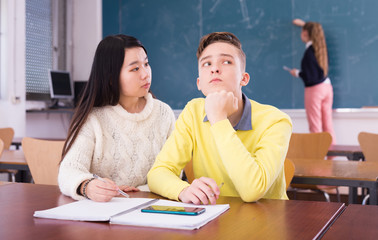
[{"xmin": 304, "ymin": 82, "xmax": 336, "ymax": 145}]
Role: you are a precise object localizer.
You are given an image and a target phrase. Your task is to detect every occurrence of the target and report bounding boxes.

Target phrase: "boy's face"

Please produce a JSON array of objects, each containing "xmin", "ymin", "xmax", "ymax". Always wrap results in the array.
[{"xmin": 197, "ymin": 42, "xmax": 249, "ymax": 97}]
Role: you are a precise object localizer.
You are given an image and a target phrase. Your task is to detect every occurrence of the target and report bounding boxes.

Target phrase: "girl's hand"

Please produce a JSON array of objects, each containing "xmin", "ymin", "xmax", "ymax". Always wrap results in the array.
[
  {"xmin": 290, "ymin": 68, "xmax": 299, "ymax": 77},
  {"xmin": 293, "ymin": 19, "xmax": 305, "ymax": 27},
  {"xmin": 119, "ymin": 185, "xmax": 140, "ymax": 192},
  {"xmin": 85, "ymin": 178, "xmax": 119, "ymax": 202}
]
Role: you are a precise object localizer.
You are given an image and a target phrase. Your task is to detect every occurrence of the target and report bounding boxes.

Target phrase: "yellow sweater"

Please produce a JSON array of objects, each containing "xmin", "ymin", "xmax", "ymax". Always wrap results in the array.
[{"xmin": 148, "ymin": 97, "xmax": 292, "ymax": 202}]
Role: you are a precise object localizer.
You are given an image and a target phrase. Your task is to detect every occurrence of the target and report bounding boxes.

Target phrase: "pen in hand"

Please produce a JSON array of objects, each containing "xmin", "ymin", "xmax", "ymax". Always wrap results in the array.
[{"xmin": 93, "ymin": 174, "xmax": 130, "ymax": 198}]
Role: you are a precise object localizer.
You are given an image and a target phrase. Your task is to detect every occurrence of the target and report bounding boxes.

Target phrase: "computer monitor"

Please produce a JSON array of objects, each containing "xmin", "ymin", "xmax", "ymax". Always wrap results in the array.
[
  {"xmin": 49, "ymin": 70, "xmax": 75, "ymax": 108},
  {"xmin": 48, "ymin": 70, "xmax": 74, "ymax": 100}
]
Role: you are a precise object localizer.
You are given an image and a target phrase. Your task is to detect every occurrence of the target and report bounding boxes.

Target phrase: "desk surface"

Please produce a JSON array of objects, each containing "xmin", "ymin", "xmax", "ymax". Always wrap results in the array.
[
  {"xmin": 291, "ymin": 158, "xmax": 378, "ymax": 205},
  {"xmin": 292, "ymin": 158, "xmax": 378, "ymax": 181},
  {"xmin": 0, "ymin": 183, "xmax": 345, "ymax": 240},
  {"xmin": 0, "ymin": 150, "xmax": 28, "ymax": 170},
  {"xmin": 0, "ymin": 150, "xmax": 26, "ymax": 164},
  {"xmin": 323, "ymin": 204, "xmax": 378, "ymax": 239}
]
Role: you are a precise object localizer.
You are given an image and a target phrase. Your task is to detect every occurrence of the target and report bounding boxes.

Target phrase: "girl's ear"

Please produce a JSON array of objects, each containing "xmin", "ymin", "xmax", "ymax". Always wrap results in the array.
[{"xmin": 240, "ymin": 72, "xmax": 250, "ymax": 87}]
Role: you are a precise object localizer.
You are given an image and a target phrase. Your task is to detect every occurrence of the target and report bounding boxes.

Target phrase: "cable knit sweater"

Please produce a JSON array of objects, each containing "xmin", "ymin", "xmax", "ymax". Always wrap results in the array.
[{"xmin": 58, "ymin": 93, "xmax": 176, "ymax": 200}]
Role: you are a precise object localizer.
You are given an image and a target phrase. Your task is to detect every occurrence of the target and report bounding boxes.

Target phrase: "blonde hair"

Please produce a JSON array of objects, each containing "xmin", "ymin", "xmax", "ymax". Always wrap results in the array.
[{"xmin": 303, "ymin": 22, "xmax": 328, "ymax": 76}]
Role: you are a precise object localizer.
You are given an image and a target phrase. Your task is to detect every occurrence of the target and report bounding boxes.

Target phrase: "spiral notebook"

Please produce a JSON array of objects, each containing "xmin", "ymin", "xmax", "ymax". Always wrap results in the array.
[{"xmin": 34, "ymin": 197, "xmax": 230, "ymax": 230}]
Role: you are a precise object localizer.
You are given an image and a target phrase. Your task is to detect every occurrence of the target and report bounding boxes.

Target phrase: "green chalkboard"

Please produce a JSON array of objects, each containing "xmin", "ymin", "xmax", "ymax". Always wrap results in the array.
[{"xmin": 103, "ymin": 0, "xmax": 378, "ymax": 109}]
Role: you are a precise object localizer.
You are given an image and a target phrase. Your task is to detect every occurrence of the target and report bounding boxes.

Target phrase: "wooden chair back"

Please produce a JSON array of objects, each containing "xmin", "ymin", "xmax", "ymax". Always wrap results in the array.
[
  {"xmin": 184, "ymin": 159, "xmax": 194, "ymax": 184},
  {"xmin": 286, "ymin": 132, "xmax": 334, "ymax": 196},
  {"xmin": 0, "ymin": 139, "xmax": 4, "ymax": 156},
  {"xmin": 284, "ymin": 158, "xmax": 295, "ymax": 190},
  {"xmin": 286, "ymin": 132, "xmax": 332, "ymax": 159},
  {"xmin": 22, "ymin": 137, "xmax": 65, "ymax": 185},
  {"xmin": 358, "ymin": 132, "xmax": 378, "ymax": 162},
  {"xmin": 0, "ymin": 128, "xmax": 15, "ymax": 150}
]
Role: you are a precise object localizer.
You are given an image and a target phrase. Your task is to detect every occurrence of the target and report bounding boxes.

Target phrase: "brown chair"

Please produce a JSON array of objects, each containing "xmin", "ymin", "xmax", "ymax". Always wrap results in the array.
[
  {"xmin": 358, "ymin": 132, "xmax": 378, "ymax": 204},
  {"xmin": 0, "ymin": 139, "xmax": 4, "ymax": 155},
  {"xmin": 183, "ymin": 159, "xmax": 194, "ymax": 184},
  {"xmin": 284, "ymin": 158, "xmax": 295, "ymax": 191},
  {"xmin": 21, "ymin": 137, "xmax": 65, "ymax": 185},
  {"xmin": 0, "ymin": 128, "xmax": 15, "ymax": 149},
  {"xmin": 287, "ymin": 132, "xmax": 339, "ymax": 202},
  {"xmin": 0, "ymin": 128, "xmax": 16, "ymax": 181}
]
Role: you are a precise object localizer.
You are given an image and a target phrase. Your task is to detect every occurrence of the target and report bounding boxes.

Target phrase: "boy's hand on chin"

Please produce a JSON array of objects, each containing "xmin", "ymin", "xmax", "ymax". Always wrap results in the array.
[{"xmin": 205, "ymin": 90, "xmax": 238, "ymax": 125}]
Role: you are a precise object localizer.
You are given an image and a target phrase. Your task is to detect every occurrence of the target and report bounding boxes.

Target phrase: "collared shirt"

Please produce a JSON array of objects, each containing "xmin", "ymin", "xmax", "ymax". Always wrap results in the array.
[
  {"xmin": 305, "ymin": 41, "xmax": 313, "ymax": 49},
  {"xmin": 203, "ymin": 93, "xmax": 252, "ymax": 131}
]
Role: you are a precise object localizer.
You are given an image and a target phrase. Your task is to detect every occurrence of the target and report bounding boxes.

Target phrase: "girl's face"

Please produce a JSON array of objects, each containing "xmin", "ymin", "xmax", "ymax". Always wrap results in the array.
[
  {"xmin": 301, "ymin": 29, "xmax": 310, "ymax": 43},
  {"xmin": 119, "ymin": 47, "xmax": 151, "ymax": 99}
]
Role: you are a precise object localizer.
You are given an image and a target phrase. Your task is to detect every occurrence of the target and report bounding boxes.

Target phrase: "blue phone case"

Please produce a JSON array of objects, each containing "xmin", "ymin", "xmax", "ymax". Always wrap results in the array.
[{"xmin": 141, "ymin": 206, "xmax": 206, "ymax": 216}]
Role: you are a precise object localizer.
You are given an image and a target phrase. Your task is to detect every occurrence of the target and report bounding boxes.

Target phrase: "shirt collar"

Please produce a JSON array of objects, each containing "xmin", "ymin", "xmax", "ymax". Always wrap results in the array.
[
  {"xmin": 203, "ymin": 92, "xmax": 252, "ymax": 131},
  {"xmin": 305, "ymin": 41, "xmax": 313, "ymax": 49}
]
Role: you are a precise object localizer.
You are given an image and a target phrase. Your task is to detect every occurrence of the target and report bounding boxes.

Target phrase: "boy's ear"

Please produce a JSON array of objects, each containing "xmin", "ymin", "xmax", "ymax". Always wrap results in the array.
[
  {"xmin": 240, "ymin": 72, "xmax": 250, "ymax": 86},
  {"xmin": 196, "ymin": 77, "xmax": 201, "ymax": 90}
]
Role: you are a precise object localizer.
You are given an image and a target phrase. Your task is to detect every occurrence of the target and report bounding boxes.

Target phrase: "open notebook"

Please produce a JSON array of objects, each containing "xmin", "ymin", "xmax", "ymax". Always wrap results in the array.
[{"xmin": 34, "ymin": 198, "xmax": 230, "ymax": 230}]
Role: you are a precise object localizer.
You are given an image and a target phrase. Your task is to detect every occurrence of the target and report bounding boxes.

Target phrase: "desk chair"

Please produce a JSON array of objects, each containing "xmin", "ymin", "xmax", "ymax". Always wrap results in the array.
[
  {"xmin": 0, "ymin": 139, "xmax": 4, "ymax": 155},
  {"xmin": 183, "ymin": 159, "xmax": 194, "ymax": 184},
  {"xmin": 287, "ymin": 132, "xmax": 340, "ymax": 202},
  {"xmin": 0, "ymin": 127, "xmax": 16, "ymax": 181},
  {"xmin": 358, "ymin": 132, "xmax": 378, "ymax": 205},
  {"xmin": 21, "ymin": 137, "xmax": 65, "ymax": 185},
  {"xmin": 284, "ymin": 158, "xmax": 295, "ymax": 191}
]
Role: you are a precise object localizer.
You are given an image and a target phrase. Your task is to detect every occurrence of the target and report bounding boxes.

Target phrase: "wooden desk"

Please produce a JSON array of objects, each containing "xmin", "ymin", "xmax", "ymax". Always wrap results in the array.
[
  {"xmin": 327, "ymin": 145, "xmax": 364, "ymax": 161},
  {"xmin": 0, "ymin": 181, "xmax": 15, "ymax": 186},
  {"xmin": 0, "ymin": 183, "xmax": 345, "ymax": 240},
  {"xmin": 291, "ymin": 158, "xmax": 378, "ymax": 205},
  {"xmin": 0, "ymin": 150, "xmax": 30, "ymax": 182},
  {"xmin": 322, "ymin": 204, "xmax": 378, "ymax": 239},
  {"xmin": 11, "ymin": 137, "xmax": 66, "ymax": 150},
  {"xmin": 0, "ymin": 150, "xmax": 28, "ymax": 171}
]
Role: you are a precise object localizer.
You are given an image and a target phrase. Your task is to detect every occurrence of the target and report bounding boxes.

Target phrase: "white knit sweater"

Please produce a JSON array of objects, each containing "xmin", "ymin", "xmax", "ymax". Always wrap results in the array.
[{"xmin": 58, "ymin": 93, "xmax": 175, "ymax": 200}]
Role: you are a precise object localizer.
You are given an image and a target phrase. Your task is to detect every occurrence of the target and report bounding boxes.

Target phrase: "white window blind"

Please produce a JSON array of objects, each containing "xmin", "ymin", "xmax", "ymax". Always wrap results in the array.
[{"xmin": 25, "ymin": 0, "xmax": 53, "ymax": 100}]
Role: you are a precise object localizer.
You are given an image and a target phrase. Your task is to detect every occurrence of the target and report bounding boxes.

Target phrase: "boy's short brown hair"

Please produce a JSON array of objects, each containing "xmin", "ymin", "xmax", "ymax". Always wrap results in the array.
[{"xmin": 196, "ymin": 32, "xmax": 246, "ymax": 71}]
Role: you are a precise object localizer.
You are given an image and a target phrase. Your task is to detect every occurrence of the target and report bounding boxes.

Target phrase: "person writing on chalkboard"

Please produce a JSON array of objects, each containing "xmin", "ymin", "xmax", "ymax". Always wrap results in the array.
[
  {"xmin": 287, "ymin": 19, "xmax": 336, "ymax": 144},
  {"xmin": 148, "ymin": 32, "xmax": 292, "ymax": 204},
  {"xmin": 58, "ymin": 34, "xmax": 176, "ymax": 202}
]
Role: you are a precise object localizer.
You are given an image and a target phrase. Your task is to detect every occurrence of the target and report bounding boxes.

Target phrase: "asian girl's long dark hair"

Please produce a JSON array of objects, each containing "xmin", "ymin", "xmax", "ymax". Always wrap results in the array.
[{"xmin": 61, "ymin": 35, "xmax": 147, "ymax": 161}]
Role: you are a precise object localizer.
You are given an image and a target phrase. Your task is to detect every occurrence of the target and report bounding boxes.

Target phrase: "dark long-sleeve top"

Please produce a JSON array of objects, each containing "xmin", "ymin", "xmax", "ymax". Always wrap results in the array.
[{"xmin": 299, "ymin": 45, "xmax": 328, "ymax": 87}]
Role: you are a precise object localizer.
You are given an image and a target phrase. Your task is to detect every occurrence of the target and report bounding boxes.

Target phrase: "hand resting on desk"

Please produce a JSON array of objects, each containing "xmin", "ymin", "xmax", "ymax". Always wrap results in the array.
[{"xmin": 178, "ymin": 177, "xmax": 220, "ymax": 205}]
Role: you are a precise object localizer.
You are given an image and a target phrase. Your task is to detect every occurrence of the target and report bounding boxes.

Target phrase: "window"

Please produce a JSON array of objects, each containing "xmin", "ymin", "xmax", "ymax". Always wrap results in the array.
[{"xmin": 25, "ymin": 0, "xmax": 68, "ymax": 101}]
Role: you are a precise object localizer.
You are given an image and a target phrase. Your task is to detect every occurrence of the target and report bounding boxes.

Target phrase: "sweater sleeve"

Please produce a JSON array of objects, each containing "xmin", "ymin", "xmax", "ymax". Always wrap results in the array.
[
  {"xmin": 210, "ymin": 117, "xmax": 292, "ymax": 202},
  {"xmin": 58, "ymin": 120, "xmax": 97, "ymax": 200},
  {"xmin": 147, "ymin": 106, "xmax": 193, "ymax": 200}
]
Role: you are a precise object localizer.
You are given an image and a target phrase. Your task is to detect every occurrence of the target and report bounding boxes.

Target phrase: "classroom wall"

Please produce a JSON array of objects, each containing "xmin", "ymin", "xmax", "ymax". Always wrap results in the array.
[
  {"xmin": 3, "ymin": 1, "xmax": 378, "ymax": 145},
  {"xmin": 26, "ymin": 0, "xmax": 102, "ymax": 139},
  {"xmin": 103, "ymin": 0, "xmax": 378, "ymax": 110},
  {"xmin": 0, "ymin": 0, "xmax": 26, "ymax": 137}
]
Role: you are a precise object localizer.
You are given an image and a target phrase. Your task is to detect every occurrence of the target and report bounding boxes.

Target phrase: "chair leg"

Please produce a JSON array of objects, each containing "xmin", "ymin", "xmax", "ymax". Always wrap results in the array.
[
  {"xmin": 336, "ymin": 187, "xmax": 341, "ymax": 202},
  {"xmin": 7, "ymin": 172, "xmax": 16, "ymax": 182},
  {"xmin": 322, "ymin": 191, "xmax": 331, "ymax": 202},
  {"xmin": 362, "ymin": 194, "xmax": 370, "ymax": 205}
]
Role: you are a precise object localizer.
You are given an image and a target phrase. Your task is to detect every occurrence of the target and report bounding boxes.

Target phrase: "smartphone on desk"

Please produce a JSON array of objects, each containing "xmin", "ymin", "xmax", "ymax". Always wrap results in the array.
[{"xmin": 141, "ymin": 205, "xmax": 206, "ymax": 216}]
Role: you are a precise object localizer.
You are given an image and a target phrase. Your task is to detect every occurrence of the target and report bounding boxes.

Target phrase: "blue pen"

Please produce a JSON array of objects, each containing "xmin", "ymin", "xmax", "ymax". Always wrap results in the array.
[{"xmin": 93, "ymin": 174, "xmax": 130, "ymax": 198}]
